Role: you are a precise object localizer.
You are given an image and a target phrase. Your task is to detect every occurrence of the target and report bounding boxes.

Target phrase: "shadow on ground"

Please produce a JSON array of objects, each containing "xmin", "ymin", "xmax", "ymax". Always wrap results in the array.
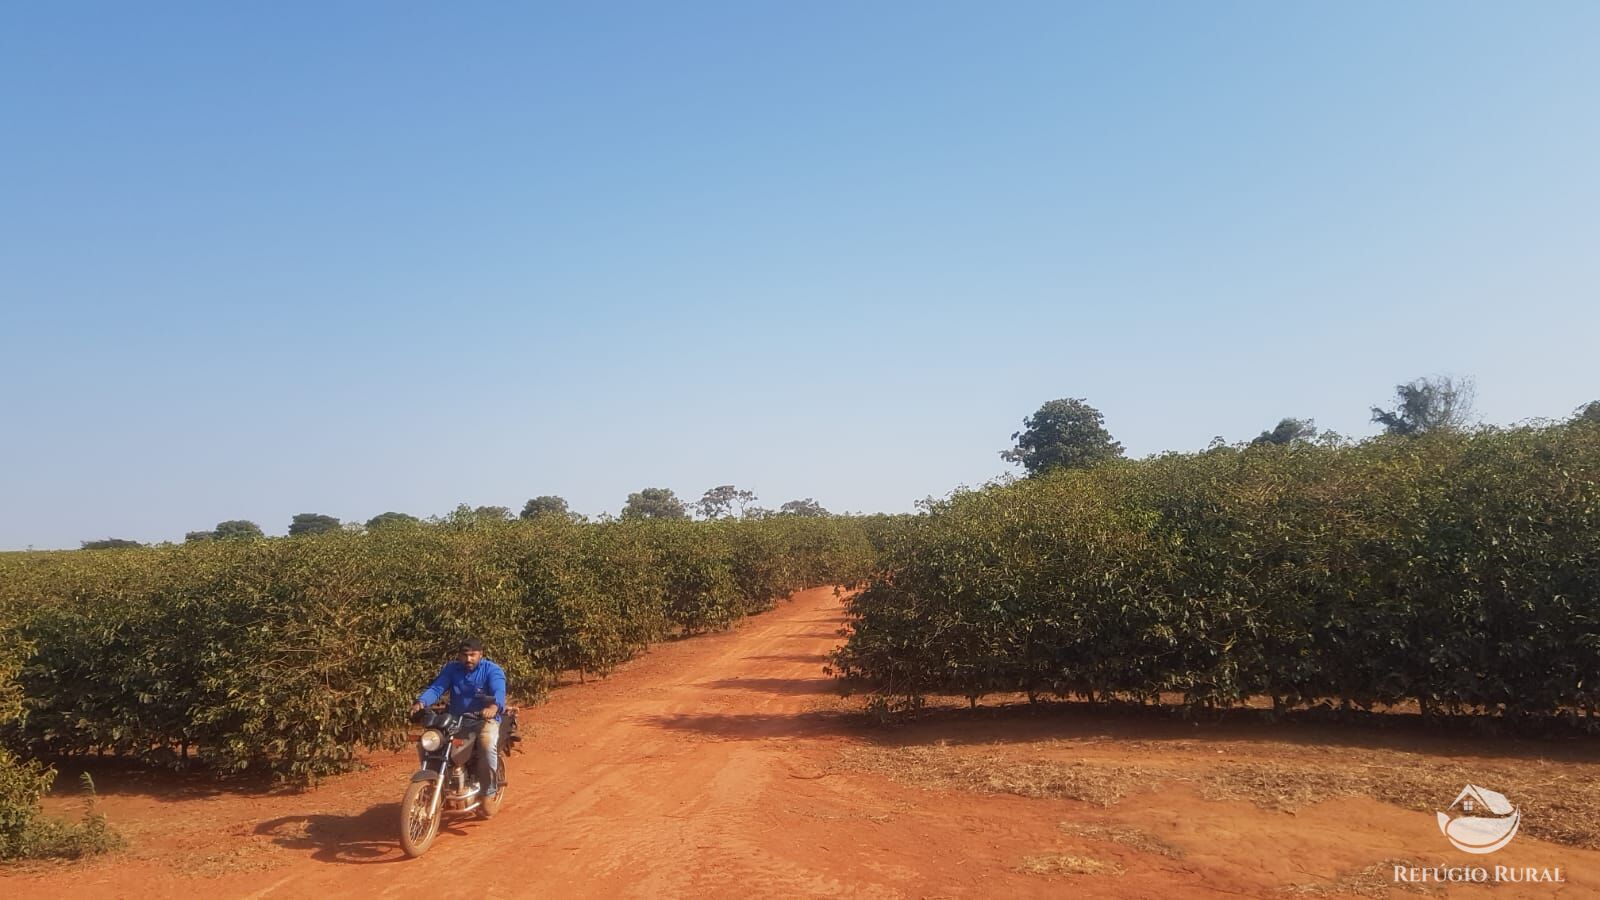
[
  {"xmin": 255, "ymin": 803, "xmax": 428, "ymax": 865},
  {"xmin": 698, "ymin": 676, "xmax": 842, "ymax": 696},
  {"xmin": 636, "ymin": 709, "xmax": 861, "ymax": 740},
  {"xmin": 43, "ymin": 758, "xmax": 287, "ymax": 803},
  {"xmin": 642, "ymin": 693, "xmax": 1600, "ymax": 762}
]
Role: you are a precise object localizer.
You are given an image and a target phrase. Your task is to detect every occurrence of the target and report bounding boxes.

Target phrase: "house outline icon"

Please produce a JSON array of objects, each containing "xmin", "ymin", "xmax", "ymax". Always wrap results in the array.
[
  {"xmin": 1437, "ymin": 784, "xmax": 1521, "ymax": 854},
  {"xmin": 1448, "ymin": 784, "xmax": 1514, "ymax": 816}
]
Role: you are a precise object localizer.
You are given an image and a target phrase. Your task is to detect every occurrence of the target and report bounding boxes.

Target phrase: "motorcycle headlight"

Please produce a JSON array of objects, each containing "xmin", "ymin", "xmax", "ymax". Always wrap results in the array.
[{"xmin": 419, "ymin": 729, "xmax": 443, "ymax": 752}]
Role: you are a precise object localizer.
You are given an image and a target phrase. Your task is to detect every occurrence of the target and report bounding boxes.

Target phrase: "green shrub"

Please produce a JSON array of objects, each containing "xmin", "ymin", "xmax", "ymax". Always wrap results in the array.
[
  {"xmin": 0, "ymin": 768, "xmax": 122, "ymax": 861},
  {"xmin": 0, "ymin": 746, "xmax": 55, "ymax": 859},
  {"xmin": 0, "ymin": 617, "xmax": 121, "ymax": 861},
  {"xmin": 836, "ymin": 424, "xmax": 1600, "ymax": 726},
  {"xmin": 0, "ymin": 515, "xmax": 878, "ymax": 783}
]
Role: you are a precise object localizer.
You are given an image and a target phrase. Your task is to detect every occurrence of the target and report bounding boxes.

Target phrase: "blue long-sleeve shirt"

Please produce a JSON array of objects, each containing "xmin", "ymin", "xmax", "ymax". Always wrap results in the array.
[{"xmin": 417, "ymin": 659, "xmax": 507, "ymax": 721}]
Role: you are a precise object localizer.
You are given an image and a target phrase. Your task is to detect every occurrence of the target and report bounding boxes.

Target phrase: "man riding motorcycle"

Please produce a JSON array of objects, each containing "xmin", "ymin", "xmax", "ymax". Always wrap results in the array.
[{"xmin": 411, "ymin": 637, "xmax": 507, "ymax": 800}]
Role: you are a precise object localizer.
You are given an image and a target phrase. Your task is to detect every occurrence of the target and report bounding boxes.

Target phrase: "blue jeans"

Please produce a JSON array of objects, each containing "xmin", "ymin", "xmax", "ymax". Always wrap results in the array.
[{"xmin": 476, "ymin": 719, "xmax": 500, "ymax": 794}]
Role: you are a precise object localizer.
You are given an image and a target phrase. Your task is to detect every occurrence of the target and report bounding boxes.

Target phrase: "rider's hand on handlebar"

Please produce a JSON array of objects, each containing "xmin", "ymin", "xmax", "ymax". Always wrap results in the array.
[
  {"xmin": 410, "ymin": 701, "xmax": 423, "ymax": 714},
  {"xmin": 481, "ymin": 704, "xmax": 498, "ymax": 720}
]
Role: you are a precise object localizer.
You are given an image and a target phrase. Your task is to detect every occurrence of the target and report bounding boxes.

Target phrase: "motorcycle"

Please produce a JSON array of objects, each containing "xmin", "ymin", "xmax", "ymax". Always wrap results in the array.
[{"xmin": 399, "ymin": 706, "xmax": 519, "ymax": 857}]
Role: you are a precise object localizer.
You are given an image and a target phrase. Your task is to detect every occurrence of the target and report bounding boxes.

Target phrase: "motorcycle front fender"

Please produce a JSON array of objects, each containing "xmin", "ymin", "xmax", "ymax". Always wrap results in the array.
[{"xmin": 410, "ymin": 769, "xmax": 442, "ymax": 783}]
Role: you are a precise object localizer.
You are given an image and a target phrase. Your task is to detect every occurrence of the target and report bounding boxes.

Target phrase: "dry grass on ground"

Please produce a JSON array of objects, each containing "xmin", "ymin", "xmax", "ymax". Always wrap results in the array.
[
  {"xmin": 1016, "ymin": 853, "xmax": 1125, "ymax": 876},
  {"xmin": 1058, "ymin": 821, "xmax": 1183, "ymax": 859},
  {"xmin": 1201, "ymin": 759, "xmax": 1599, "ymax": 850},
  {"xmin": 838, "ymin": 745, "xmax": 1155, "ymax": 807},
  {"xmin": 174, "ymin": 843, "xmax": 286, "ymax": 878},
  {"xmin": 840, "ymin": 743, "xmax": 1600, "ymax": 850}
]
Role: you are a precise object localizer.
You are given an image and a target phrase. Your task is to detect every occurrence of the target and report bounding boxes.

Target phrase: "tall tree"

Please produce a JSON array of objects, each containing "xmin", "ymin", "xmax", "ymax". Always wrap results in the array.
[
  {"xmin": 1001, "ymin": 398, "xmax": 1124, "ymax": 476},
  {"xmin": 778, "ymin": 498, "xmax": 828, "ymax": 517},
  {"xmin": 366, "ymin": 511, "xmax": 420, "ymax": 530},
  {"xmin": 213, "ymin": 520, "xmax": 264, "ymax": 541},
  {"xmin": 621, "ymin": 487, "xmax": 688, "ymax": 520},
  {"xmin": 1371, "ymin": 376, "xmax": 1476, "ymax": 436},
  {"xmin": 288, "ymin": 513, "xmax": 341, "ymax": 536},
  {"xmin": 1572, "ymin": 401, "xmax": 1600, "ymax": 426},
  {"xmin": 696, "ymin": 485, "xmax": 757, "ymax": 519},
  {"xmin": 1251, "ymin": 417, "xmax": 1318, "ymax": 446},
  {"xmin": 520, "ymin": 496, "xmax": 572, "ymax": 520}
]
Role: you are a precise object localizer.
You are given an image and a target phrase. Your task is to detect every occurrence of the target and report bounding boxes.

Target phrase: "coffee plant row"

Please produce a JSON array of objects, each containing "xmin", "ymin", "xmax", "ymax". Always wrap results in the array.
[
  {"xmin": 833, "ymin": 425, "xmax": 1600, "ymax": 726},
  {"xmin": 0, "ymin": 516, "xmax": 879, "ymax": 783}
]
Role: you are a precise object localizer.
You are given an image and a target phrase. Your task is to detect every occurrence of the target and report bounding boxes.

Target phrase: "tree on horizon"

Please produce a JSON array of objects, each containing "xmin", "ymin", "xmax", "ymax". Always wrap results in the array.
[
  {"xmin": 621, "ymin": 488, "xmax": 688, "ymax": 520},
  {"xmin": 366, "ymin": 511, "xmax": 420, "ymax": 530},
  {"xmin": 1251, "ymin": 417, "xmax": 1319, "ymax": 446},
  {"xmin": 213, "ymin": 520, "xmax": 264, "ymax": 540},
  {"xmin": 778, "ymin": 498, "xmax": 828, "ymax": 517},
  {"xmin": 1371, "ymin": 376, "xmax": 1476, "ymax": 436},
  {"xmin": 1002, "ymin": 398, "xmax": 1124, "ymax": 476},
  {"xmin": 520, "ymin": 496, "xmax": 573, "ymax": 521},
  {"xmin": 288, "ymin": 513, "xmax": 341, "ymax": 536},
  {"xmin": 696, "ymin": 485, "xmax": 757, "ymax": 519},
  {"xmin": 80, "ymin": 538, "xmax": 142, "ymax": 550}
]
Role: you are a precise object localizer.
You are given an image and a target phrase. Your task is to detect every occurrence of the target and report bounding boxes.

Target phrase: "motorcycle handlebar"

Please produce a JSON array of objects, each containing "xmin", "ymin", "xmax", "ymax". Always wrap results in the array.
[{"xmin": 408, "ymin": 706, "xmax": 488, "ymax": 725}]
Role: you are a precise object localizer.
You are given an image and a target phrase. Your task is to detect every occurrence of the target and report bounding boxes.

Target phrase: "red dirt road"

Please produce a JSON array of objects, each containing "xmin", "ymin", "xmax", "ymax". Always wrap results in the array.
[{"xmin": 9, "ymin": 586, "xmax": 1599, "ymax": 898}]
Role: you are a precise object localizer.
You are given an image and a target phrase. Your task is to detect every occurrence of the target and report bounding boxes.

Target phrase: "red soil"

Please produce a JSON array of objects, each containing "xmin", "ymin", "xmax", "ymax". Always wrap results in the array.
[{"xmin": 7, "ymin": 586, "xmax": 1597, "ymax": 898}]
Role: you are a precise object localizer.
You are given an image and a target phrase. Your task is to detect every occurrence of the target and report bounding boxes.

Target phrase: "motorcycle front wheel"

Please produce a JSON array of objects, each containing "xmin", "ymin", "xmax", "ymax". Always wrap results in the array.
[{"xmin": 399, "ymin": 778, "xmax": 443, "ymax": 857}]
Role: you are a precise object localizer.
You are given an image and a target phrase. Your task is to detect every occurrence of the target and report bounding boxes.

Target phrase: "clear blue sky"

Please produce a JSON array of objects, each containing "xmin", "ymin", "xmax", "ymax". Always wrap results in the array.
[{"xmin": 3, "ymin": 3, "xmax": 1597, "ymax": 549}]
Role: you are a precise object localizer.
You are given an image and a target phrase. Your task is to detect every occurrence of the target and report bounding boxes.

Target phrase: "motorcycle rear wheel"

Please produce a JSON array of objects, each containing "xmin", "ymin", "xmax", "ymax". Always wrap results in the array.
[{"xmin": 399, "ymin": 779, "xmax": 443, "ymax": 857}]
